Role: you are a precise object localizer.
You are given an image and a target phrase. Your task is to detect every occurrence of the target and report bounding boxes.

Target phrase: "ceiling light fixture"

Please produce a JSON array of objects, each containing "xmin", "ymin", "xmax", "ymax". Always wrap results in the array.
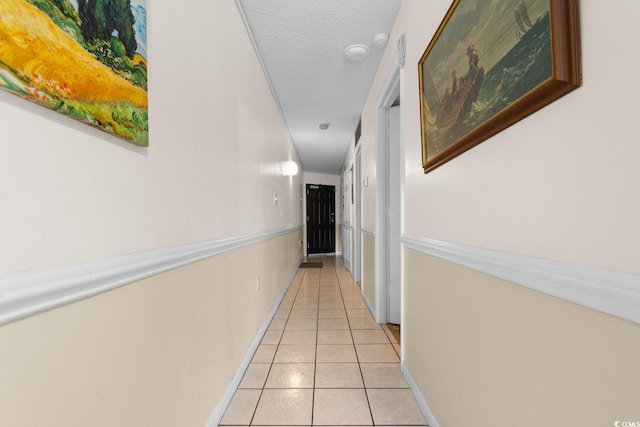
[
  {"xmin": 344, "ymin": 44, "xmax": 369, "ymax": 62},
  {"xmin": 373, "ymin": 33, "xmax": 389, "ymax": 48},
  {"xmin": 319, "ymin": 123, "xmax": 330, "ymax": 130}
]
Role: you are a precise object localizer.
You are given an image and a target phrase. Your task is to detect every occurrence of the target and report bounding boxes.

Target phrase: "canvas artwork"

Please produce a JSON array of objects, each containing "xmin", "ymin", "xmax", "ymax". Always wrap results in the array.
[
  {"xmin": 419, "ymin": 0, "xmax": 581, "ymax": 173},
  {"xmin": 0, "ymin": 0, "xmax": 148, "ymax": 146}
]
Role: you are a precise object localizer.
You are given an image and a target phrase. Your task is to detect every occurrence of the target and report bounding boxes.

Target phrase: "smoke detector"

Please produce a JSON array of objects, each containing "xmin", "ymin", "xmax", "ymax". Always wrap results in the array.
[
  {"xmin": 373, "ymin": 33, "xmax": 389, "ymax": 48},
  {"xmin": 344, "ymin": 44, "xmax": 369, "ymax": 62}
]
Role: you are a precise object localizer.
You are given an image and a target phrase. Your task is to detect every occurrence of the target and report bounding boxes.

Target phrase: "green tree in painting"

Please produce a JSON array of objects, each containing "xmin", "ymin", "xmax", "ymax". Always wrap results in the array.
[
  {"xmin": 77, "ymin": 0, "xmax": 137, "ymax": 58},
  {"xmin": 111, "ymin": 0, "xmax": 137, "ymax": 58}
]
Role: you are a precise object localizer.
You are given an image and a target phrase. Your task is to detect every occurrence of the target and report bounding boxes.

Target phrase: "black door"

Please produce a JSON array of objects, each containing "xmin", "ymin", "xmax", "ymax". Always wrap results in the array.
[{"xmin": 306, "ymin": 184, "xmax": 335, "ymax": 254}]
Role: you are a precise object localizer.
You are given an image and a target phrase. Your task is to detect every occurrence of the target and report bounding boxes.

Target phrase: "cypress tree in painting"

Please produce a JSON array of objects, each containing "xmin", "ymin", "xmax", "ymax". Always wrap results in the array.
[
  {"xmin": 77, "ymin": 0, "xmax": 110, "ymax": 45},
  {"xmin": 77, "ymin": 0, "xmax": 137, "ymax": 58},
  {"xmin": 112, "ymin": 0, "xmax": 136, "ymax": 58}
]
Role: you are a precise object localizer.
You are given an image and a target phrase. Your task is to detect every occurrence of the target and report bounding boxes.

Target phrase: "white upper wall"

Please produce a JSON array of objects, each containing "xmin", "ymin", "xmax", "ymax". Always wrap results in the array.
[
  {"xmin": 0, "ymin": 0, "xmax": 302, "ymax": 275},
  {"xmin": 357, "ymin": 0, "xmax": 640, "ymax": 275}
]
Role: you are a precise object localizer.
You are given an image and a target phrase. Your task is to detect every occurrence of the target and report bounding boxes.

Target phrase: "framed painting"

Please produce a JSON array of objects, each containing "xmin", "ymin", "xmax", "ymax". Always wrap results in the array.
[
  {"xmin": 418, "ymin": 0, "xmax": 581, "ymax": 173},
  {"xmin": 0, "ymin": 0, "xmax": 148, "ymax": 146}
]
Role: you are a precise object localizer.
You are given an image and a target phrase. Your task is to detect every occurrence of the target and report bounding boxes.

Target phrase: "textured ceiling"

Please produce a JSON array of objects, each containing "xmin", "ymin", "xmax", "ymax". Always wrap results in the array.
[{"xmin": 237, "ymin": 0, "xmax": 401, "ymax": 174}]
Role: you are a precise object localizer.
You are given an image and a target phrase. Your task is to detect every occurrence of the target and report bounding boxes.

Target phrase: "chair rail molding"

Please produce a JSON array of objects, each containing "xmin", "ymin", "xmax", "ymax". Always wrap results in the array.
[
  {"xmin": 403, "ymin": 235, "xmax": 640, "ymax": 324},
  {"xmin": 0, "ymin": 225, "xmax": 303, "ymax": 326},
  {"xmin": 362, "ymin": 228, "xmax": 375, "ymax": 237}
]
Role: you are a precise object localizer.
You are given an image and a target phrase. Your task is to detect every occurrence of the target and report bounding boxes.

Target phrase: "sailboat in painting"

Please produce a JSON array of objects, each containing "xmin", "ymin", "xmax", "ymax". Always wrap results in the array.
[
  {"xmin": 514, "ymin": 0, "xmax": 535, "ymax": 39},
  {"xmin": 422, "ymin": 45, "xmax": 485, "ymax": 132}
]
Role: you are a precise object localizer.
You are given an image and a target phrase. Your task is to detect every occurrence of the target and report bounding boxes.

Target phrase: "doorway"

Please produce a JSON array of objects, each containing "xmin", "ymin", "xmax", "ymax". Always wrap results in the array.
[
  {"xmin": 375, "ymin": 54, "xmax": 402, "ymax": 327},
  {"xmin": 385, "ymin": 104, "xmax": 401, "ymax": 325},
  {"xmin": 306, "ymin": 184, "xmax": 336, "ymax": 254},
  {"xmin": 354, "ymin": 147, "xmax": 362, "ymax": 283}
]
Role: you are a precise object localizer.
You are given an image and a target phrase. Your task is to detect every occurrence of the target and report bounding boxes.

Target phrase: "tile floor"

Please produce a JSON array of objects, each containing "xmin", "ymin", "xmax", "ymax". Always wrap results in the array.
[{"xmin": 219, "ymin": 256, "xmax": 428, "ymax": 427}]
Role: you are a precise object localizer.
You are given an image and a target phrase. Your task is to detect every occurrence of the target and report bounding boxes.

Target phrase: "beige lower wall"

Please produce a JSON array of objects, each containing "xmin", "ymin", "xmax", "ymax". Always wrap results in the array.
[
  {"xmin": 362, "ymin": 233, "xmax": 376, "ymax": 310},
  {"xmin": 0, "ymin": 230, "xmax": 302, "ymax": 427},
  {"xmin": 404, "ymin": 248, "xmax": 640, "ymax": 427}
]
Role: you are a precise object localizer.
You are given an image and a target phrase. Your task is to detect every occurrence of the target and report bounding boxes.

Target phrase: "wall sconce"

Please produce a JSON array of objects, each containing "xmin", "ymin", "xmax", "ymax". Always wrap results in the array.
[{"xmin": 283, "ymin": 160, "xmax": 299, "ymax": 176}]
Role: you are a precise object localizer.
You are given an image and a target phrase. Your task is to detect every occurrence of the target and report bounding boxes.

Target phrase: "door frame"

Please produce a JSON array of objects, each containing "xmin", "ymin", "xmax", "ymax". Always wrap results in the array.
[
  {"xmin": 342, "ymin": 168, "xmax": 351, "ymax": 270},
  {"xmin": 374, "ymin": 52, "xmax": 403, "ymax": 324},
  {"xmin": 306, "ymin": 184, "xmax": 336, "ymax": 255},
  {"xmin": 354, "ymin": 145, "xmax": 363, "ymax": 283}
]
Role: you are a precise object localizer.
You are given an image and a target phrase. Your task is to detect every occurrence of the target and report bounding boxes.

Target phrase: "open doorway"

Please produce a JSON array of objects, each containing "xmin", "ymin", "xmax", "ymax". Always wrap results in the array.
[
  {"xmin": 354, "ymin": 146, "xmax": 362, "ymax": 283},
  {"xmin": 375, "ymin": 54, "xmax": 403, "ymax": 329},
  {"xmin": 385, "ymin": 103, "xmax": 401, "ymax": 325}
]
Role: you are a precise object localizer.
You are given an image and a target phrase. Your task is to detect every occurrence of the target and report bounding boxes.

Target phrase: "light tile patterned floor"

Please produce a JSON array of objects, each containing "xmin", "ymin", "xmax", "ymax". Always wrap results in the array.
[{"xmin": 219, "ymin": 256, "xmax": 427, "ymax": 427}]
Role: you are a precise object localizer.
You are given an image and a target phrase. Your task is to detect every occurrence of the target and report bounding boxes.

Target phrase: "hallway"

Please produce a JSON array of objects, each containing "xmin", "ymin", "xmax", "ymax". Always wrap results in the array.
[{"xmin": 219, "ymin": 256, "xmax": 427, "ymax": 426}]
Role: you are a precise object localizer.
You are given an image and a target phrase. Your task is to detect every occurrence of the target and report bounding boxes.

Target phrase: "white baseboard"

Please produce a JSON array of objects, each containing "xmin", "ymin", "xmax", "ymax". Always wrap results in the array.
[
  {"xmin": 401, "ymin": 362, "xmax": 441, "ymax": 427},
  {"xmin": 403, "ymin": 235, "xmax": 640, "ymax": 324},
  {"xmin": 361, "ymin": 290, "xmax": 375, "ymax": 321}
]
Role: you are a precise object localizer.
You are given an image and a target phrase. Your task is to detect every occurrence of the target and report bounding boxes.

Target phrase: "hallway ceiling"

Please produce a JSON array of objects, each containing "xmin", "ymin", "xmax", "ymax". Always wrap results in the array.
[{"xmin": 236, "ymin": 0, "xmax": 401, "ymax": 175}]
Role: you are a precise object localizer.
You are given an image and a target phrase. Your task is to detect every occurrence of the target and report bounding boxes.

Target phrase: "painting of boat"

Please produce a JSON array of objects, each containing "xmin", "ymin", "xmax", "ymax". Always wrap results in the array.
[{"xmin": 418, "ymin": 0, "xmax": 581, "ymax": 173}]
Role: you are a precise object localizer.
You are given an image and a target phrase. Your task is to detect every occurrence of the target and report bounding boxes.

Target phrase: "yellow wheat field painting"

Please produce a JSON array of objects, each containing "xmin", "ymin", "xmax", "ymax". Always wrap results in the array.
[{"xmin": 0, "ymin": 0, "xmax": 148, "ymax": 146}]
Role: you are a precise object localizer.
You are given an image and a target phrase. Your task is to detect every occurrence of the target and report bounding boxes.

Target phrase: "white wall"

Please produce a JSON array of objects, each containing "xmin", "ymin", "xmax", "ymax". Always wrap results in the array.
[
  {"xmin": 359, "ymin": 126, "xmax": 377, "ymax": 231},
  {"xmin": 0, "ymin": 0, "xmax": 302, "ymax": 276}
]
